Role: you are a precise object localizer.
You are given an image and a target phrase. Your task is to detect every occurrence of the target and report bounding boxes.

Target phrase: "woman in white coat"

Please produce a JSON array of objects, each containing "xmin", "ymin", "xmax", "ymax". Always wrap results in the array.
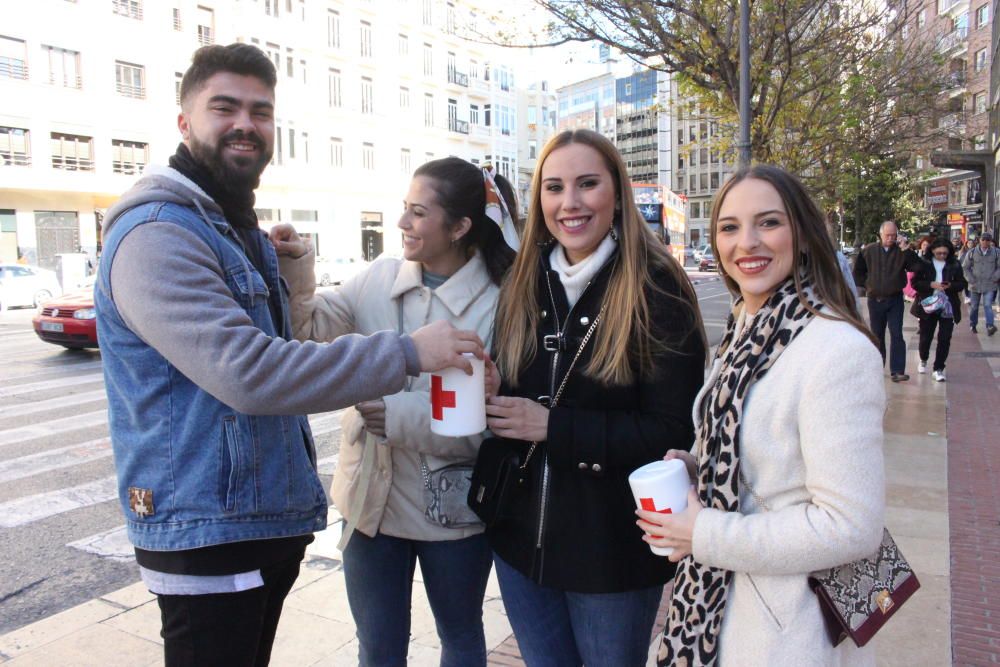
[
  {"xmin": 272, "ymin": 157, "xmax": 517, "ymax": 666},
  {"xmin": 638, "ymin": 165, "xmax": 886, "ymax": 666}
]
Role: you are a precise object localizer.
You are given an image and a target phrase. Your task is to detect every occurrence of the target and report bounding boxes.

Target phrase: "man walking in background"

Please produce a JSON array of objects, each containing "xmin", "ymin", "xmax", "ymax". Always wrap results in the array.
[
  {"xmin": 95, "ymin": 44, "xmax": 483, "ymax": 665},
  {"xmin": 854, "ymin": 220, "xmax": 924, "ymax": 381},
  {"xmin": 963, "ymin": 231, "xmax": 1000, "ymax": 335}
]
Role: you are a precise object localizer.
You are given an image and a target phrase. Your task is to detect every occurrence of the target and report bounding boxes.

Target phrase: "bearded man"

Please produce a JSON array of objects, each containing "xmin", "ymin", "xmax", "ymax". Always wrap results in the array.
[{"xmin": 94, "ymin": 44, "xmax": 483, "ymax": 665}]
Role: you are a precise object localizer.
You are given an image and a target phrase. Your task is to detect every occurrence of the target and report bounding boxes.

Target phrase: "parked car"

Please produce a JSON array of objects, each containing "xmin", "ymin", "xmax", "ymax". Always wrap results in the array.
[
  {"xmin": 692, "ymin": 244, "xmax": 711, "ymax": 263},
  {"xmin": 314, "ymin": 256, "xmax": 368, "ymax": 286},
  {"xmin": 32, "ymin": 277, "xmax": 98, "ymax": 350},
  {"xmin": 699, "ymin": 250, "xmax": 717, "ymax": 272},
  {"xmin": 0, "ymin": 263, "xmax": 62, "ymax": 310}
]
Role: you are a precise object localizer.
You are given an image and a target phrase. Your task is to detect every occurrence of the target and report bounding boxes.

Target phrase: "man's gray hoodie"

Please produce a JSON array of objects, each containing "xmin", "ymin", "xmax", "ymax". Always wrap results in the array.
[{"xmin": 102, "ymin": 165, "xmax": 420, "ymax": 415}]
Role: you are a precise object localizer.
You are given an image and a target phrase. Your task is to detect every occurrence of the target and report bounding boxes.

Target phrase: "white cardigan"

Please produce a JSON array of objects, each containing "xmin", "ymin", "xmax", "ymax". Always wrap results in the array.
[{"xmin": 691, "ymin": 315, "xmax": 886, "ymax": 666}]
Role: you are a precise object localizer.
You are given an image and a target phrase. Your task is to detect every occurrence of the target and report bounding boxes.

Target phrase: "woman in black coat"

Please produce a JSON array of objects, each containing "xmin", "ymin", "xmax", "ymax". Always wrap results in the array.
[
  {"xmin": 910, "ymin": 238, "xmax": 968, "ymax": 381},
  {"xmin": 482, "ymin": 129, "xmax": 706, "ymax": 667}
]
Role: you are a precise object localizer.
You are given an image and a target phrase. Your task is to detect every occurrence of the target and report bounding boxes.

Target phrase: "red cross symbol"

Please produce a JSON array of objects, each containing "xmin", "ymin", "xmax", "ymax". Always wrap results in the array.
[
  {"xmin": 640, "ymin": 498, "xmax": 673, "ymax": 514},
  {"xmin": 431, "ymin": 375, "xmax": 457, "ymax": 421}
]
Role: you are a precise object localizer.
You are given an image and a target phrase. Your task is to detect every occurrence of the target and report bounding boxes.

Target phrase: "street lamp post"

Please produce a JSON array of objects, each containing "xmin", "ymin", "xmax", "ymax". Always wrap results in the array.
[{"xmin": 738, "ymin": 0, "xmax": 751, "ymax": 169}]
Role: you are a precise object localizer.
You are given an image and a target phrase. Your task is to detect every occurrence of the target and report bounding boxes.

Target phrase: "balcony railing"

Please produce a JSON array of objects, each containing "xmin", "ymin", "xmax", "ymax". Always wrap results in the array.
[
  {"xmin": 116, "ymin": 82, "xmax": 146, "ymax": 99},
  {"xmin": 0, "ymin": 60, "xmax": 29, "ymax": 80},
  {"xmin": 113, "ymin": 160, "xmax": 145, "ymax": 175},
  {"xmin": 0, "ymin": 151, "xmax": 31, "ymax": 167},
  {"xmin": 448, "ymin": 70, "xmax": 469, "ymax": 87},
  {"xmin": 448, "ymin": 118, "xmax": 469, "ymax": 134},
  {"xmin": 112, "ymin": 0, "xmax": 143, "ymax": 20},
  {"xmin": 51, "ymin": 156, "xmax": 95, "ymax": 171},
  {"xmin": 938, "ymin": 27, "xmax": 969, "ymax": 53},
  {"xmin": 198, "ymin": 26, "xmax": 214, "ymax": 46},
  {"xmin": 49, "ymin": 74, "xmax": 82, "ymax": 89},
  {"xmin": 946, "ymin": 70, "xmax": 967, "ymax": 88}
]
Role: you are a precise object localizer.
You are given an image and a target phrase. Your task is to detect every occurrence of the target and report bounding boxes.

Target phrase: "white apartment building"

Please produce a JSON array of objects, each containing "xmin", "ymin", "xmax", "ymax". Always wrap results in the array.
[
  {"xmin": 0, "ymin": 0, "xmax": 519, "ymax": 268},
  {"xmin": 671, "ymin": 103, "xmax": 734, "ymax": 249},
  {"xmin": 515, "ymin": 80, "xmax": 557, "ymax": 218}
]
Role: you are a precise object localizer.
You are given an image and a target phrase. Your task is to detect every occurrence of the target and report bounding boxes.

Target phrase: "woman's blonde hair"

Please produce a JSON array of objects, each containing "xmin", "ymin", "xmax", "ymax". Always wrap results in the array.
[
  {"xmin": 495, "ymin": 129, "xmax": 706, "ymax": 386},
  {"xmin": 708, "ymin": 164, "xmax": 876, "ymax": 345}
]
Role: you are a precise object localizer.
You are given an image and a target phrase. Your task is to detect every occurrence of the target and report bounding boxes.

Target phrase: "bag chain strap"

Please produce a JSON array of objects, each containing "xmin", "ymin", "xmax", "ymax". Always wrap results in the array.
[{"xmin": 520, "ymin": 304, "xmax": 607, "ymax": 470}]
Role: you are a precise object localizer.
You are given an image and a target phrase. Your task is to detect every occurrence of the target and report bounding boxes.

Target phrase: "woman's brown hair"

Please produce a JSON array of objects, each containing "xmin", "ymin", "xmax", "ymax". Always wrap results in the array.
[
  {"xmin": 495, "ymin": 129, "xmax": 706, "ymax": 386},
  {"xmin": 708, "ymin": 164, "xmax": 877, "ymax": 346}
]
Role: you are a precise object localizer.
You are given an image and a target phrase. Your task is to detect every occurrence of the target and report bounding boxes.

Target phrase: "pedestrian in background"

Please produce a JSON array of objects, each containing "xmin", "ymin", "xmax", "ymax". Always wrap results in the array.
[
  {"xmin": 484, "ymin": 129, "xmax": 706, "ymax": 667},
  {"xmin": 911, "ymin": 238, "xmax": 967, "ymax": 381},
  {"xmin": 271, "ymin": 157, "xmax": 516, "ymax": 667},
  {"xmin": 853, "ymin": 220, "xmax": 924, "ymax": 380},
  {"xmin": 94, "ymin": 44, "xmax": 483, "ymax": 667},
  {"xmin": 643, "ymin": 165, "xmax": 885, "ymax": 667},
  {"xmin": 959, "ymin": 237, "xmax": 976, "ymax": 304},
  {"xmin": 963, "ymin": 231, "xmax": 1000, "ymax": 335}
]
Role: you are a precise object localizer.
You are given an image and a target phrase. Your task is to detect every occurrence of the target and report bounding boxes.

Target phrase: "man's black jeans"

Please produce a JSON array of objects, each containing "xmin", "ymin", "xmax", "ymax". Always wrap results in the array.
[
  {"xmin": 157, "ymin": 554, "xmax": 303, "ymax": 666},
  {"xmin": 867, "ymin": 293, "xmax": 907, "ymax": 375}
]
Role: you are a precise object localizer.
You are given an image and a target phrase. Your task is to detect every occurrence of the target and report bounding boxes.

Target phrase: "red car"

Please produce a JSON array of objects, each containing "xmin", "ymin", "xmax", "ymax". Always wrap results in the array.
[{"xmin": 32, "ymin": 281, "xmax": 98, "ymax": 350}]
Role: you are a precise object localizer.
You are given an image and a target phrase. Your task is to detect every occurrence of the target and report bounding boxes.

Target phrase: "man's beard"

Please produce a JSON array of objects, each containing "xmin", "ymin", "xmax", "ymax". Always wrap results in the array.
[{"xmin": 189, "ymin": 131, "xmax": 272, "ymax": 194}]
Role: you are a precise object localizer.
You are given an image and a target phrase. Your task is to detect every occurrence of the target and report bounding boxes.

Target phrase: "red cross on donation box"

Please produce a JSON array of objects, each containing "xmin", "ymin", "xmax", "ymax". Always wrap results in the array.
[
  {"xmin": 431, "ymin": 375, "xmax": 457, "ymax": 421},
  {"xmin": 640, "ymin": 497, "xmax": 673, "ymax": 514}
]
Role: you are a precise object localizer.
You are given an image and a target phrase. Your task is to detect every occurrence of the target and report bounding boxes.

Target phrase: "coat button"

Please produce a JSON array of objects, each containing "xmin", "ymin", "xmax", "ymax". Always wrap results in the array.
[
  {"xmin": 579, "ymin": 316, "xmax": 590, "ymax": 326},
  {"xmin": 591, "ymin": 463, "xmax": 602, "ymax": 472},
  {"xmin": 578, "ymin": 462, "xmax": 588, "ymax": 470},
  {"xmin": 541, "ymin": 309, "xmax": 548, "ymax": 318}
]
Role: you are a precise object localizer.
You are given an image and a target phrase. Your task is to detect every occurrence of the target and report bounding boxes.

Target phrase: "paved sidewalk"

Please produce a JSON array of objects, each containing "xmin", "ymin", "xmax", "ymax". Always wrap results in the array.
[{"xmin": 0, "ymin": 310, "xmax": 995, "ymax": 666}]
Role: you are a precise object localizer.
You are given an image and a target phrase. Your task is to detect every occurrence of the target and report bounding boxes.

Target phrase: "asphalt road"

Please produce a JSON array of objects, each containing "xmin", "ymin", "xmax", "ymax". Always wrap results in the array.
[{"xmin": 0, "ymin": 274, "xmax": 732, "ymax": 635}]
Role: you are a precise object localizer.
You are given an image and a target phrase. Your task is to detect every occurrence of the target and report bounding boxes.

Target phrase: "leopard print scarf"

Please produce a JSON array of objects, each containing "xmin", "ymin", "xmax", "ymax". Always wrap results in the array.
[{"xmin": 658, "ymin": 278, "xmax": 822, "ymax": 666}]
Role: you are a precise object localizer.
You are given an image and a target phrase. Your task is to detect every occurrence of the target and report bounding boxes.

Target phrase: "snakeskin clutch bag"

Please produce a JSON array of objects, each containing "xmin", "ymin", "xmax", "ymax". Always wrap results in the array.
[{"xmin": 808, "ymin": 528, "xmax": 921, "ymax": 647}]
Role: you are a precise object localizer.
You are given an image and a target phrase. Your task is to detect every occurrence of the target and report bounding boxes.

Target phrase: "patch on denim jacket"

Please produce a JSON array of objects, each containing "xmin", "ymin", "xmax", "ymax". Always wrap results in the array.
[{"xmin": 128, "ymin": 487, "xmax": 155, "ymax": 517}]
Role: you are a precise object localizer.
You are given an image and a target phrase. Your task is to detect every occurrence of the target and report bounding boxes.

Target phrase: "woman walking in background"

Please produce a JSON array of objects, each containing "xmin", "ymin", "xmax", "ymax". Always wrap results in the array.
[
  {"xmin": 912, "ymin": 238, "xmax": 967, "ymax": 382},
  {"xmin": 483, "ymin": 129, "xmax": 706, "ymax": 667},
  {"xmin": 640, "ymin": 165, "xmax": 885, "ymax": 666},
  {"xmin": 272, "ymin": 157, "xmax": 516, "ymax": 666}
]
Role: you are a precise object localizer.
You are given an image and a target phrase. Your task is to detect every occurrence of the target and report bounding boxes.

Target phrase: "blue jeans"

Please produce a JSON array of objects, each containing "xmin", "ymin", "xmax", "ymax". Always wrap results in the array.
[
  {"xmin": 342, "ymin": 532, "xmax": 492, "ymax": 667},
  {"xmin": 969, "ymin": 290, "xmax": 995, "ymax": 329},
  {"xmin": 493, "ymin": 555, "xmax": 662, "ymax": 667},
  {"xmin": 867, "ymin": 293, "xmax": 907, "ymax": 374}
]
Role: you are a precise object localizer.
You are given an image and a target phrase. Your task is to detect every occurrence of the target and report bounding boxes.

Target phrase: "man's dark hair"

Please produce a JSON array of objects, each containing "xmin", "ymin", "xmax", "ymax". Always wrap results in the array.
[{"xmin": 179, "ymin": 43, "xmax": 277, "ymax": 108}]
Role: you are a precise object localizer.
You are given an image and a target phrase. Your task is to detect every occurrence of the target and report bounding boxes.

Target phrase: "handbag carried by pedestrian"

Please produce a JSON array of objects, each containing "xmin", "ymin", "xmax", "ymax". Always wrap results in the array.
[{"xmin": 468, "ymin": 306, "xmax": 605, "ymax": 526}]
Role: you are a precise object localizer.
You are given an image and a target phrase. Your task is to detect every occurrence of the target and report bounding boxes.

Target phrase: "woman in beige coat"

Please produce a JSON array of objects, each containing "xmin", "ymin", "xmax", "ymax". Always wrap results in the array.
[
  {"xmin": 639, "ymin": 165, "xmax": 886, "ymax": 666},
  {"xmin": 274, "ymin": 158, "xmax": 517, "ymax": 666}
]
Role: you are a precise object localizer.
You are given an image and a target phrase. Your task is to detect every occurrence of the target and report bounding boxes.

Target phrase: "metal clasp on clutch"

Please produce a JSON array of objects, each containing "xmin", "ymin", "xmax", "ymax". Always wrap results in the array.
[{"xmin": 876, "ymin": 590, "xmax": 894, "ymax": 614}]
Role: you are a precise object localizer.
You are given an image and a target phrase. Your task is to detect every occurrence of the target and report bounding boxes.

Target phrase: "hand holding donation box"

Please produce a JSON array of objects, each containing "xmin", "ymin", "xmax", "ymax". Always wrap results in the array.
[
  {"xmin": 628, "ymin": 458, "xmax": 691, "ymax": 556},
  {"xmin": 429, "ymin": 353, "xmax": 487, "ymax": 437}
]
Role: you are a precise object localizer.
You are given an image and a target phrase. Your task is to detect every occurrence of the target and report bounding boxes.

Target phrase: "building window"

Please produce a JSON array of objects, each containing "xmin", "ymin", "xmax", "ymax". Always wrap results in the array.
[
  {"xmin": 197, "ymin": 6, "xmax": 214, "ymax": 45},
  {"xmin": 361, "ymin": 77, "xmax": 374, "ymax": 114},
  {"xmin": 470, "ymin": 104, "xmax": 479, "ymax": 125},
  {"xmin": 424, "ymin": 93, "xmax": 434, "ymax": 127},
  {"xmin": 174, "ymin": 71, "xmax": 182, "ymax": 105},
  {"xmin": 299, "ymin": 59, "xmax": 307, "ymax": 84},
  {"xmin": 362, "ymin": 142, "xmax": 375, "ymax": 170},
  {"xmin": 286, "ymin": 48, "xmax": 294, "ymax": 77},
  {"xmin": 422, "ymin": 0, "xmax": 432, "ymax": 25},
  {"xmin": 397, "ymin": 33, "xmax": 409, "ymax": 57},
  {"xmin": 360, "ymin": 21, "xmax": 372, "ymax": 58},
  {"xmin": 974, "ymin": 91, "xmax": 987, "ymax": 114},
  {"xmin": 330, "ymin": 137, "xmax": 343, "ymax": 166},
  {"xmin": 470, "ymin": 59, "xmax": 479, "ymax": 80},
  {"xmin": 172, "ymin": 7, "xmax": 182, "ymax": 30},
  {"xmin": 399, "ymin": 85, "xmax": 410, "ymax": 108},
  {"xmin": 265, "ymin": 42, "xmax": 280, "ymax": 71},
  {"xmin": 111, "ymin": 139, "xmax": 148, "ymax": 174},
  {"xmin": 0, "ymin": 126, "xmax": 31, "ymax": 166},
  {"xmin": 115, "ymin": 60, "xmax": 145, "ymax": 98},
  {"xmin": 43, "ymin": 45, "xmax": 81, "ymax": 88},
  {"xmin": 112, "ymin": 0, "xmax": 143, "ymax": 19},
  {"xmin": 401, "ymin": 148, "xmax": 411, "ymax": 174},
  {"xmin": 328, "ymin": 68, "xmax": 342, "ymax": 107},
  {"xmin": 423, "ymin": 43, "xmax": 433, "ymax": 76},
  {"xmin": 917, "ymin": 9, "xmax": 926, "ymax": 27},
  {"xmin": 976, "ymin": 4, "xmax": 989, "ymax": 27},
  {"xmin": 0, "ymin": 36, "xmax": 28, "ymax": 80},
  {"xmin": 975, "ymin": 48, "xmax": 988, "ymax": 71},
  {"xmin": 264, "ymin": 0, "xmax": 279, "ymax": 17},
  {"xmin": 974, "ymin": 133, "xmax": 987, "ymax": 149},
  {"xmin": 484, "ymin": 103, "xmax": 491, "ymax": 127},
  {"xmin": 711, "ymin": 171, "xmax": 720, "ymax": 189},
  {"xmin": 528, "ymin": 140, "xmax": 537, "ymax": 160},
  {"xmin": 446, "ymin": 2, "xmax": 456, "ymax": 33},
  {"xmin": 901, "ymin": 24, "xmax": 910, "ymax": 39},
  {"xmin": 327, "ymin": 10, "xmax": 341, "ymax": 48},
  {"xmin": 50, "ymin": 132, "xmax": 94, "ymax": 171}
]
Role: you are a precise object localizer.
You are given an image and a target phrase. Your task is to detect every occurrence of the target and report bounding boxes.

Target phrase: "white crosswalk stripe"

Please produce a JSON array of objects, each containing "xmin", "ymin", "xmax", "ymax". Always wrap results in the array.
[
  {"xmin": 0, "ymin": 389, "xmax": 107, "ymax": 419},
  {"xmin": 0, "ymin": 409, "xmax": 108, "ymax": 448},
  {"xmin": 0, "ymin": 438, "xmax": 111, "ymax": 484},
  {"xmin": 0, "ymin": 373, "xmax": 105, "ymax": 398},
  {"xmin": 0, "ymin": 476, "xmax": 118, "ymax": 528}
]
